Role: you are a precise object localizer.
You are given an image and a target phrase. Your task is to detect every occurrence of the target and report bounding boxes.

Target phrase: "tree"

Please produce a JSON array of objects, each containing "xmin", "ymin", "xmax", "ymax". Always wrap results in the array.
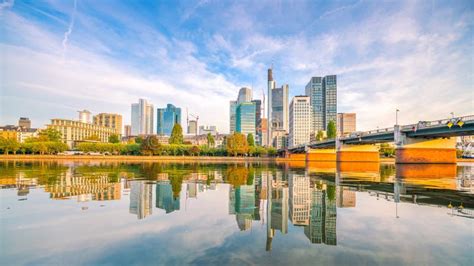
[
  {"xmin": 169, "ymin": 123, "xmax": 184, "ymax": 144},
  {"xmin": 0, "ymin": 137, "xmax": 20, "ymax": 154},
  {"xmin": 316, "ymin": 130, "xmax": 324, "ymax": 141},
  {"xmin": 207, "ymin": 133, "xmax": 215, "ymax": 147},
  {"xmin": 247, "ymin": 133, "xmax": 255, "ymax": 147},
  {"xmin": 108, "ymin": 134, "xmax": 120, "ymax": 143},
  {"xmin": 39, "ymin": 128, "xmax": 62, "ymax": 142},
  {"xmin": 140, "ymin": 135, "xmax": 161, "ymax": 156},
  {"xmin": 327, "ymin": 121, "xmax": 336, "ymax": 139},
  {"xmin": 226, "ymin": 133, "xmax": 249, "ymax": 156}
]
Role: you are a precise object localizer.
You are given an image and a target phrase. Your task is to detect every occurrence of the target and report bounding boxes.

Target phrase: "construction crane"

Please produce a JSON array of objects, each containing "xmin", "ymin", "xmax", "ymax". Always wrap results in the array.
[{"xmin": 186, "ymin": 108, "xmax": 199, "ymax": 136}]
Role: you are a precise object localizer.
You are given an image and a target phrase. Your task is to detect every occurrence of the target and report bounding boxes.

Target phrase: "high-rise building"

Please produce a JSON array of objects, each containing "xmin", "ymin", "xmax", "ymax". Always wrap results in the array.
[
  {"xmin": 188, "ymin": 120, "xmax": 197, "ymax": 135},
  {"xmin": 131, "ymin": 99, "xmax": 154, "ymax": 135},
  {"xmin": 304, "ymin": 185, "xmax": 337, "ymax": 246},
  {"xmin": 337, "ymin": 113, "xmax": 356, "ymax": 137},
  {"xmin": 78, "ymin": 110, "xmax": 92, "ymax": 124},
  {"xmin": 124, "ymin": 125, "xmax": 132, "ymax": 137},
  {"xmin": 252, "ymin": 99, "xmax": 262, "ymax": 145},
  {"xmin": 18, "ymin": 117, "xmax": 31, "ymax": 129},
  {"xmin": 267, "ymin": 68, "xmax": 289, "ymax": 147},
  {"xmin": 93, "ymin": 113, "xmax": 123, "ymax": 135},
  {"xmin": 236, "ymin": 102, "xmax": 256, "ymax": 136},
  {"xmin": 237, "ymin": 87, "xmax": 252, "ymax": 103},
  {"xmin": 156, "ymin": 104, "xmax": 181, "ymax": 136},
  {"xmin": 229, "ymin": 100, "xmax": 238, "ymax": 134},
  {"xmin": 289, "ymin": 173, "xmax": 310, "ymax": 226},
  {"xmin": 289, "ymin": 96, "xmax": 312, "ymax": 148},
  {"xmin": 305, "ymin": 75, "xmax": 337, "ymax": 132}
]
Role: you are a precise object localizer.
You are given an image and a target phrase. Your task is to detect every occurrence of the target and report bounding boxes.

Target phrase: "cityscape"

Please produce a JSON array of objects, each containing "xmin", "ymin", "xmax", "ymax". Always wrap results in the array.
[{"xmin": 1, "ymin": 0, "xmax": 473, "ymax": 265}]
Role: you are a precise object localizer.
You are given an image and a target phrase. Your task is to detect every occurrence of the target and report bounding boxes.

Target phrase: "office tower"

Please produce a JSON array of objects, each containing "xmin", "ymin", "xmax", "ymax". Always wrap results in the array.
[
  {"xmin": 156, "ymin": 104, "xmax": 181, "ymax": 136},
  {"xmin": 289, "ymin": 96, "xmax": 312, "ymax": 148},
  {"xmin": 199, "ymin": 125, "xmax": 217, "ymax": 135},
  {"xmin": 252, "ymin": 99, "xmax": 262, "ymax": 145},
  {"xmin": 236, "ymin": 102, "xmax": 256, "ymax": 136},
  {"xmin": 337, "ymin": 113, "xmax": 356, "ymax": 137},
  {"xmin": 229, "ymin": 100, "xmax": 238, "ymax": 134},
  {"xmin": 188, "ymin": 120, "xmax": 197, "ymax": 135},
  {"xmin": 156, "ymin": 182, "xmax": 180, "ymax": 214},
  {"xmin": 129, "ymin": 181, "xmax": 153, "ymax": 220},
  {"xmin": 267, "ymin": 68, "xmax": 289, "ymax": 147},
  {"xmin": 131, "ymin": 99, "xmax": 154, "ymax": 135},
  {"xmin": 78, "ymin": 110, "xmax": 92, "ymax": 124},
  {"xmin": 289, "ymin": 173, "xmax": 310, "ymax": 226},
  {"xmin": 304, "ymin": 186, "xmax": 337, "ymax": 245},
  {"xmin": 237, "ymin": 87, "xmax": 252, "ymax": 103},
  {"xmin": 93, "ymin": 113, "xmax": 123, "ymax": 135},
  {"xmin": 124, "ymin": 125, "xmax": 132, "ymax": 137},
  {"xmin": 305, "ymin": 75, "xmax": 337, "ymax": 131},
  {"xmin": 18, "ymin": 117, "xmax": 31, "ymax": 129}
]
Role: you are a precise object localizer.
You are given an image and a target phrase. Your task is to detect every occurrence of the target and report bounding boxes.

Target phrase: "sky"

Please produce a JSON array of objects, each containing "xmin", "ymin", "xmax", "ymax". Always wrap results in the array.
[{"xmin": 0, "ymin": 0, "xmax": 473, "ymax": 133}]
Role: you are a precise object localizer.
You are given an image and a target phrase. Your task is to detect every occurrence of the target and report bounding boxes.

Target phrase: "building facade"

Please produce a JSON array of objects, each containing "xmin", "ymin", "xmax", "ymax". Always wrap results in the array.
[
  {"xmin": 78, "ymin": 110, "xmax": 92, "ymax": 124},
  {"xmin": 252, "ymin": 99, "xmax": 262, "ymax": 145},
  {"xmin": 18, "ymin": 117, "xmax": 31, "ymax": 129},
  {"xmin": 124, "ymin": 125, "xmax": 132, "ymax": 137},
  {"xmin": 337, "ymin": 113, "xmax": 356, "ymax": 137},
  {"xmin": 47, "ymin": 119, "xmax": 117, "ymax": 147},
  {"xmin": 289, "ymin": 173, "xmax": 311, "ymax": 226},
  {"xmin": 199, "ymin": 125, "xmax": 217, "ymax": 135},
  {"xmin": 237, "ymin": 87, "xmax": 252, "ymax": 103},
  {"xmin": 188, "ymin": 120, "xmax": 197, "ymax": 135},
  {"xmin": 93, "ymin": 113, "xmax": 123, "ymax": 135},
  {"xmin": 289, "ymin": 96, "xmax": 312, "ymax": 148},
  {"xmin": 156, "ymin": 104, "xmax": 182, "ymax": 136},
  {"xmin": 236, "ymin": 102, "xmax": 256, "ymax": 136},
  {"xmin": 131, "ymin": 99, "xmax": 154, "ymax": 135},
  {"xmin": 229, "ymin": 100, "xmax": 238, "ymax": 134},
  {"xmin": 305, "ymin": 75, "xmax": 337, "ymax": 132}
]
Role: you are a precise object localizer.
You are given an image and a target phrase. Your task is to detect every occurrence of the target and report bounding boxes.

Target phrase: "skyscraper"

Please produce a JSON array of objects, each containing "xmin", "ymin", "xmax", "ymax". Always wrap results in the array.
[
  {"xmin": 156, "ymin": 104, "xmax": 181, "ymax": 136},
  {"xmin": 237, "ymin": 87, "xmax": 252, "ymax": 103},
  {"xmin": 131, "ymin": 99, "xmax": 154, "ymax": 135},
  {"xmin": 267, "ymin": 68, "xmax": 289, "ymax": 147},
  {"xmin": 305, "ymin": 75, "xmax": 337, "ymax": 132},
  {"xmin": 188, "ymin": 120, "xmax": 197, "ymax": 135},
  {"xmin": 252, "ymin": 99, "xmax": 262, "ymax": 145},
  {"xmin": 229, "ymin": 100, "xmax": 238, "ymax": 134},
  {"xmin": 18, "ymin": 117, "xmax": 31, "ymax": 129},
  {"xmin": 289, "ymin": 96, "xmax": 312, "ymax": 148},
  {"xmin": 236, "ymin": 102, "xmax": 256, "ymax": 136}
]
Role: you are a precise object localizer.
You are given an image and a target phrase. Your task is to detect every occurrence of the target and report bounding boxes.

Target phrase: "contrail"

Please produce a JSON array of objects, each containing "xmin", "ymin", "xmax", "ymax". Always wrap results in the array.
[{"xmin": 62, "ymin": 0, "xmax": 77, "ymax": 60}]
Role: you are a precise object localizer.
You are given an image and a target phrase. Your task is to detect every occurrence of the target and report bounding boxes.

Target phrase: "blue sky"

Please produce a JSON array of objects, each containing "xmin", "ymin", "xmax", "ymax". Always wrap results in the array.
[{"xmin": 1, "ymin": 0, "xmax": 473, "ymax": 132}]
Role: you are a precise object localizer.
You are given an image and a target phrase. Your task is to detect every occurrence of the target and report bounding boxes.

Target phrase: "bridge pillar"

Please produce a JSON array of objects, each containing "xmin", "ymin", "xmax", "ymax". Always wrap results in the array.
[
  {"xmin": 395, "ymin": 126, "xmax": 457, "ymax": 164},
  {"xmin": 306, "ymin": 148, "xmax": 336, "ymax": 162},
  {"xmin": 336, "ymin": 142, "xmax": 380, "ymax": 162}
]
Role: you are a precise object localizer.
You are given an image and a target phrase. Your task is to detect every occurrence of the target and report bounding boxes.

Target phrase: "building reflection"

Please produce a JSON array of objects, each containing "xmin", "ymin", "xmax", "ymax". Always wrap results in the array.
[
  {"xmin": 156, "ymin": 181, "xmax": 180, "ymax": 214},
  {"xmin": 129, "ymin": 181, "xmax": 152, "ymax": 220}
]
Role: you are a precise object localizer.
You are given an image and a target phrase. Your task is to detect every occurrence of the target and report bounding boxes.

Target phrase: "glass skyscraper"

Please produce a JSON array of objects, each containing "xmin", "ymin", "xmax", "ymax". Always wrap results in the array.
[
  {"xmin": 305, "ymin": 75, "xmax": 337, "ymax": 132},
  {"xmin": 229, "ymin": 100, "xmax": 238, "ymax": 134},
  {"xmin": 156, "ymin": 104, "xmax": 181, "ymax": 136},
  {"xmin": 236, "ymin": 102, "xmax": 256, "ymax": 136}
]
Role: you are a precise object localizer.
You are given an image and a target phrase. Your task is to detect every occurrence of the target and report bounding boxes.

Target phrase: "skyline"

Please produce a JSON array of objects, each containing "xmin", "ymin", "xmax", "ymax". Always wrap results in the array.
[{"xmin": 1, "ymin": 0, "xmax": 473, "ymax": 132}]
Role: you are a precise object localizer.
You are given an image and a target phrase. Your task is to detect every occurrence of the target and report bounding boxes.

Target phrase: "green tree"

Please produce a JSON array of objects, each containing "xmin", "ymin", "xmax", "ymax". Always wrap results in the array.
[
  {"xmin": 0, "ymin": 137, "xmax": 20, "ymax": 154},
  {"xmin": 207, "ymin": 133, "xmax": 215, "ymax": 147},
  {"xmin": 226, "ymin": 133, "xmax": 249, "ymax": 156},
  {"xmin": 316, "ymin": 130, "xmax": 324, "ymax": 141},
  {"xmin": 327, "ymin": 121, "xmax": 336, "ymax": 139},
  {"xmin": 169, "ymin": 123, "xmax": 184, "ymax": 144},
  {"xmin": 39, "ymin": 128, "xmax": 62, "ymax": 142},
  {"xmin": 247, "ymin": 133, "xmax": 255, "ymax": 147},
  {"xmin": 108, "ymin": 134, "xmax": 120, "ymax": 143},
  {"xmin": 141, "ymin": 135, "xmax": 161, "ymax": 156}
]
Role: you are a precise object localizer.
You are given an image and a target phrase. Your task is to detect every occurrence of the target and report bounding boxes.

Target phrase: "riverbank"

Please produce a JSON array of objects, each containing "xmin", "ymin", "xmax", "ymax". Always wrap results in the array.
[{"xmin": 0, "ymin": 155, "xmax": 472, "ymax": 163}]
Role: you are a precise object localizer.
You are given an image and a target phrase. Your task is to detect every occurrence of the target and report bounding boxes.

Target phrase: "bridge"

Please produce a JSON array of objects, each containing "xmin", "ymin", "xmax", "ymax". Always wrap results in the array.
[{"xmin": 281, "ymin": 115, "xmax": 474, "ymax": 164}]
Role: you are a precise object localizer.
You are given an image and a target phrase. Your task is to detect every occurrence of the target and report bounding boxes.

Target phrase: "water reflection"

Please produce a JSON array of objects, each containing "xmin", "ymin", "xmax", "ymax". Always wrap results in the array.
[{"xmin": 0, "ymin": 160, "xmax": 473, "ymax": 262}]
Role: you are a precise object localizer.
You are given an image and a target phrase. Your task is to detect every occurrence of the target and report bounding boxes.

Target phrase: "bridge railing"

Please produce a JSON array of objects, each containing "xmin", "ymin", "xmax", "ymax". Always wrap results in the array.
[{"xmin": 401, "ymin": 115, "xmax": 474, "ymax": 131}]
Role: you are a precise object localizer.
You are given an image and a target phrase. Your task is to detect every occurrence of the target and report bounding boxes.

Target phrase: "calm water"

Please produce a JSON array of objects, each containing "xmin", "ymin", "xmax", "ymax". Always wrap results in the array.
[{"xmin": 0, "ymin": 161, "xmax": 473, "ymax": 266}]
